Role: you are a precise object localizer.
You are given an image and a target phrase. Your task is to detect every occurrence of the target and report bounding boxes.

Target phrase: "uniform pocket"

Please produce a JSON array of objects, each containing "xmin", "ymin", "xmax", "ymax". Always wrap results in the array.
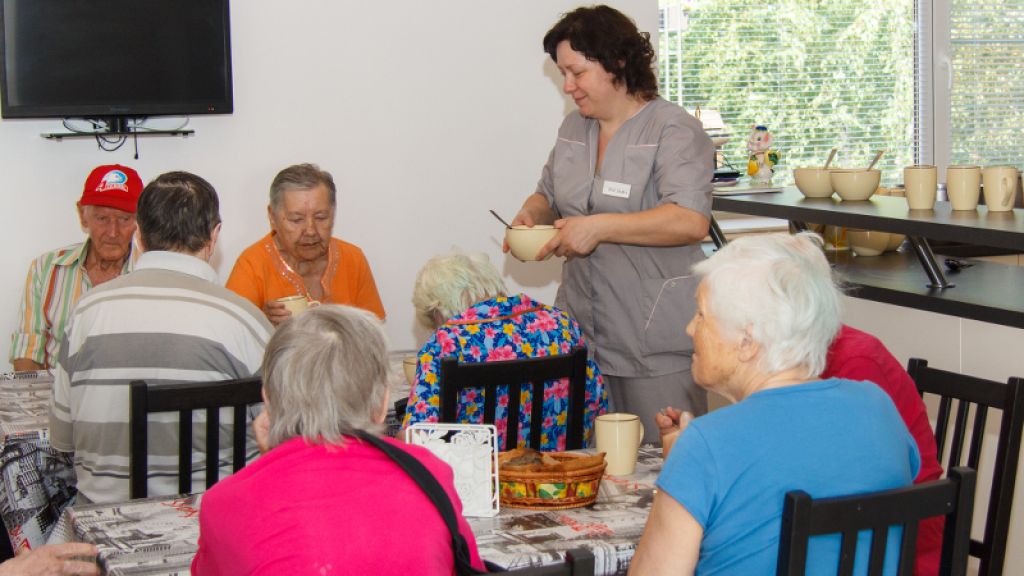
[{"xmin": 640, "ymin": 275, "xmax": 697, "ymax": 355}]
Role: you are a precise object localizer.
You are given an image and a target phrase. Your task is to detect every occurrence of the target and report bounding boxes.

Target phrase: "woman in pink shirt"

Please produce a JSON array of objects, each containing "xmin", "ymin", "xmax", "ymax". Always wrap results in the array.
[{"xmin": 191, "ymin": 305, "xmax": 486, "ymax": 575}]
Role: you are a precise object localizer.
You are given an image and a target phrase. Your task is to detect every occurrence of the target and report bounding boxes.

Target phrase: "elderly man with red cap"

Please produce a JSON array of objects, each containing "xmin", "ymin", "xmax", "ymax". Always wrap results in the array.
[{"xmin": 9, "ymin": 165, "xmax": 143, "ymax": 372}]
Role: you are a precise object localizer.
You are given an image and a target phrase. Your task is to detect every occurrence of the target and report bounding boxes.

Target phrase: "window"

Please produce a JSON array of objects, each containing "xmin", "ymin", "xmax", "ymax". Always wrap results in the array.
[
  {"xmin": 930, "ymin": 0, "xmax": 1024, "ymax": 169},
  {"xmin": 658, "ymin": 0, "xmax": 915, "ymax": 185}
]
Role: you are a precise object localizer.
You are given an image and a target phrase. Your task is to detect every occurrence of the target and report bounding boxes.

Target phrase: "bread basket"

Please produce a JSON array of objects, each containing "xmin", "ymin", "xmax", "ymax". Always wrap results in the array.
[{"xmin": 498, "ymin": 450, "xmax": 607, "ymax": 510}]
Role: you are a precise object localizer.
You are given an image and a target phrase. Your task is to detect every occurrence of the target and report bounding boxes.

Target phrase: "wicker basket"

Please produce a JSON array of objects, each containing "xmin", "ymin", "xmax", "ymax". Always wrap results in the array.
[{"xmin": 499, "ymin": 452, "xmax": 607, "ymax": 510}]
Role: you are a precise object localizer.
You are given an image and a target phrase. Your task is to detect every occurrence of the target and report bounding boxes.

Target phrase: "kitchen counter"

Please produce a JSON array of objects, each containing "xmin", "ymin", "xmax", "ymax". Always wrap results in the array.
[{"xmin": 711, "ymin": 188, "xmax": 1024, "ymax": 329}]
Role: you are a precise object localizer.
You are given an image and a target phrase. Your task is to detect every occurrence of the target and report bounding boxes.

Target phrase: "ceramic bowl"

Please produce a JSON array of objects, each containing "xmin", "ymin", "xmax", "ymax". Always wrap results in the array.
[
  {"xmin": 402, "ymin": 357, "xmax": 417, "ymax": 386},
  {"xmin": 887, "ymin": 234, "xmax": 906, "ymax": 251},
  {"xmin": 506, "ymin": 225, "xmax": 556, "ymax": 262},
  {"xmin": 793, "ymin": 167, "xmax": 834, "ymax": 198},
  {"xmin": 847, "ymin": 229, "xmax": 891, "ymax": 256},
  {"xmin": 831, "ymin": 169, "xmax": 881, "ymax": 201}
]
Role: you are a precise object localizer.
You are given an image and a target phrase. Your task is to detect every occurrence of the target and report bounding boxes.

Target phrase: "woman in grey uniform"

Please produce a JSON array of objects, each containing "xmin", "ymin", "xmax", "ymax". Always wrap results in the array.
[{"xmin": 507, "ymin": 5, "xmax": 714, "ymax": 443}]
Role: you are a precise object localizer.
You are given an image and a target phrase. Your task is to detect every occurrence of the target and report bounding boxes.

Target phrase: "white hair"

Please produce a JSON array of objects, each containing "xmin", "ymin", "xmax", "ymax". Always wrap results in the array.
[
  {"xmin": 261, "ymin": 305, "xmax": 389, "ymax": 448},
  {"xmin": 412, "ymin": 251, "xmax": 508, "ymax": 328},
  {"xmin": 692, "ymin": 232, "xmax": 842, "ymax": 378}
]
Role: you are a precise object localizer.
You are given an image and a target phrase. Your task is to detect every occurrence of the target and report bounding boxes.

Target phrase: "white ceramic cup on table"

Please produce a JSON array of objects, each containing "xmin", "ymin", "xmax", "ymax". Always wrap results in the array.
[
  {"xmin": 595, "ymin": 413, "xmax": 645, "ymax": 476},
  {"xmin": 946, "ymin": 165, "xmax": 982, "ymax": 211},
  {"xmin": 276, "ymin": 295, "xmax": 319, "ymax": 316},
  {"xmin": 904, "ymin": 165, "xmax": 938, "ymax": 210},
  {"xmin": 982, "ymin": 166, "xmax": 1019, "ymax": 212}
]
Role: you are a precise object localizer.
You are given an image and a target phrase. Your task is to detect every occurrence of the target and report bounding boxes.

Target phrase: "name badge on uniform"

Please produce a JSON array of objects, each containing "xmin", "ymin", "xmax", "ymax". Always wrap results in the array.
[{"xmin": 602, "ymin": 180, "xmax": 631, "ymax": 199}]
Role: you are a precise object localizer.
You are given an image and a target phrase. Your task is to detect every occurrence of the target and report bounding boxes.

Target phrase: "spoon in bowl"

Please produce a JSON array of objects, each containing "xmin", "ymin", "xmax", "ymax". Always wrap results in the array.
[
  {"xmin": 489, "ymin": 209, "xmax": 513, "ymax": 229},
  {"xmin": 865, "ymin": 149, "xmax": 887, "ymax": 171},
  {"xmin": 823, "ymin": 147, "xmax": 838, "ymax": 169}
]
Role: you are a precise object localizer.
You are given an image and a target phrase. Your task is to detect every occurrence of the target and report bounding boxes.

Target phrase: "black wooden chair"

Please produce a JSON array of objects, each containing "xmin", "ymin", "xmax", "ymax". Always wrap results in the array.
[
  {"xmin": 128, "ymin": 376, "xmax": 262, "ymax": 499},
  {"xmin": 778, "ymin": 467, "xmax": 976, "ymax": 576},
  {"xmin": 503, "ymin": 548, "xmax": 595, "ymax": 575},
  {"xmin": 907, "ymin": 358, "xmax": 1024, "ymax": 576},
  {"xmin": 439, "ymin": 346, "xmax": 589, "ymax": 452}
]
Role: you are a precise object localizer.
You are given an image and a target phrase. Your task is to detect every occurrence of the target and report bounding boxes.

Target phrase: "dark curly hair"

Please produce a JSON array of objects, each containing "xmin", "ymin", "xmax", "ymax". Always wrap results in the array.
[{"xmin": 543, "ymin": 5, "xmax": 658, "ymax": 101}]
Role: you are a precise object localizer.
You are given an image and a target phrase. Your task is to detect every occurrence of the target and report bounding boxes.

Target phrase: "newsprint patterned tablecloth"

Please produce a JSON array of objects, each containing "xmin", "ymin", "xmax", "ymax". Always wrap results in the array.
[
  {"xmin": 66, "ymin": 447, "xmax": 664, "ymax": 576},
  {"xmin": 0, "ymin": 371, "xmax": 76, "ymax": 552}
]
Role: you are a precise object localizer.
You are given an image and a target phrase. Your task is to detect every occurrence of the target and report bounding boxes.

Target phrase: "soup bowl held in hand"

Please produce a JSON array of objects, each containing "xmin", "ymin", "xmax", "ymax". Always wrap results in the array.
[
  {"xmin": 793, "ymin": 167, "xmax": 834, "ymax": 198},
  {"xmin": 506, "ymin": 225, "xmax": 557, "ymax": 262},
  {"xmin": 831, "ymin": 169, "xmax": 881, "ymax": 201}
]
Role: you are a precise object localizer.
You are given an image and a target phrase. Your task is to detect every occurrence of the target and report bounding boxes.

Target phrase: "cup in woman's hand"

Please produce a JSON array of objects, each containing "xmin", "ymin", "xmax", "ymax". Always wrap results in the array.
[
  {"xmin": 276, "ymin": 295, "xmax": 319, "ymax": 316},
  {"xmin": 505, "ymin": 225, "xmax": 557, "ymax": 262}
]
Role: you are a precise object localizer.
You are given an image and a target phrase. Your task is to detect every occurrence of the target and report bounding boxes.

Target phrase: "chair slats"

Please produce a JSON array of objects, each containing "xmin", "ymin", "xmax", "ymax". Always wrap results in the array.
[
  {"xmin": 438, "ymin": 347, "xmax": 589, "ymax": 451},
  {"xmin": 128, "ymin": 376, "xmax": 262, "ymax": 499},
  {"xmin": 778, "ymin": 467, "xmax": 976, "ymax": 576},
  {"xmin": 907, "ymin": 357, "xmax": 1024, "ymax": 576}
]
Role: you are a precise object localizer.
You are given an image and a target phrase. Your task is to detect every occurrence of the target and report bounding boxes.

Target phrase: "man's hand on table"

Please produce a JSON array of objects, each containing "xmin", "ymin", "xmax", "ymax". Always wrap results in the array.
[
  {"xmin": 655, "ymin": 407, "xmax": 693, "ymax": 460},
  {"xmin": 0, "ymin": 543, "xmax": 99, "ymax": 576}
]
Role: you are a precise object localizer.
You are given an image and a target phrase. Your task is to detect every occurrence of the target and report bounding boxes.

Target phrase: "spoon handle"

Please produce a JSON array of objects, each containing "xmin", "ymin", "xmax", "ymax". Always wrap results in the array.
[
  {"xmin": 489, "ymin": 209, "xmax": 512, "ymax": 228},
  {"xmin": 866, "ymin": 149, "xmax": 887, "ymax": 171},
  {"xmin": 824, "ymin": 147, "xmax": 838, "ymax": 169}
]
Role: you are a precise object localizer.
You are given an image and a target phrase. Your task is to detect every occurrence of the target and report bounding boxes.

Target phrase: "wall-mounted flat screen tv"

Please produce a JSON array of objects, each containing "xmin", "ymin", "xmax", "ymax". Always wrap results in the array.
[{"xmin": 0, "ymin": 0, "xmax": 232, "ymax": 120}]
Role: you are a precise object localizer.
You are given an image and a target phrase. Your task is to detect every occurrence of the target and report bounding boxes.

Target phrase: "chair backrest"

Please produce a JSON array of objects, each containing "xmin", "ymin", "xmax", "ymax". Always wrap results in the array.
[
  {"xmin": 439, "ymin": 346, "xmax": 588, "ymax": 452},
  {"xmin": 777, "ymin": 467, "xmax": 976, "ymax": 576},
  {"xmin": 907, "ymin": 357, "xmax": 1024, "ymax": 575},
  {"xmin": 128, "ymin": 376, "xmax": 262, "ymax": 499},
  {"xmin": 502, "ymin": 548, "xmax": 595, "ymax": 576}
]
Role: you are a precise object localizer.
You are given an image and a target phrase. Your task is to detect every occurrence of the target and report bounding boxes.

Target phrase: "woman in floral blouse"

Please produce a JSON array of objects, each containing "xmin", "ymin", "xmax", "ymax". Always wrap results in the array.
[{"xmin": 402, "ymin": 251, "xmax": 607, "ymax": 450}]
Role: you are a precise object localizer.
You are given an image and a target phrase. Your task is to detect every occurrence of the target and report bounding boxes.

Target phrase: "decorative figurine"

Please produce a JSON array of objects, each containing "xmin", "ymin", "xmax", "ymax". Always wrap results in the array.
[{"xmin": 746, "ymin": 125, "xmax": 780, "ymax": 185}]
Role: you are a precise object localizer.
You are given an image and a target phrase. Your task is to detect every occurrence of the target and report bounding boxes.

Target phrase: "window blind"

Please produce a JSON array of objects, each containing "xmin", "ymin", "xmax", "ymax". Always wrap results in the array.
[
  {"xmin": 658, "ymin": 0, "xmax": 915, "ymax": 185},
  {"xmin": 947, "ymin": 0, "xmax": 1024, "ymax": 168}
]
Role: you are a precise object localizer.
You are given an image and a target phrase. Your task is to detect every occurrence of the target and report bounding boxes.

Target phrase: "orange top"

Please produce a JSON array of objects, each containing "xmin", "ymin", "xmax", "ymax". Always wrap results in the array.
[{"xmin": 226, "ymin": 233, "xmax": 385, "ymax": 320}]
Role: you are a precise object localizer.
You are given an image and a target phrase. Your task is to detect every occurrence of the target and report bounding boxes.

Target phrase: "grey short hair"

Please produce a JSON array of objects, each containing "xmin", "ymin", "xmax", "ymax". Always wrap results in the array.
[
  {"xmin": 412, "ymin": 251, "xmax": 508, "ymax": 328},
  {"xmin": 261, "ymin": 305, "xmax": 389, "ymax": 448},
  {"xmin": 269, "ymin": 163, "xmax": 337, "ymax": 212},
  {"xmin": 692, "ymin": 232, "xmax": 842, "ymax": 378}
]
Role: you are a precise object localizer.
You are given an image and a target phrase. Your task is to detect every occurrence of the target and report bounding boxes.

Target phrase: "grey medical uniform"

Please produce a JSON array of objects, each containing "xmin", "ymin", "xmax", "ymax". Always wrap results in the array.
[{"xmin": 535, "ymin": 98, "xmax": 714, "ymax": 442}]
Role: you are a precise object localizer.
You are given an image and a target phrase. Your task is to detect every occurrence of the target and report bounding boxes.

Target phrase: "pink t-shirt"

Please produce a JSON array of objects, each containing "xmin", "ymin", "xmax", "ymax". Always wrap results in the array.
[
  {"xmin": 191, "ymin": 435, "xmax": 486, "ymax": 575},
  {"xmin": 823, "ymin": 324, "xmax": 944, "ymax": 576}
]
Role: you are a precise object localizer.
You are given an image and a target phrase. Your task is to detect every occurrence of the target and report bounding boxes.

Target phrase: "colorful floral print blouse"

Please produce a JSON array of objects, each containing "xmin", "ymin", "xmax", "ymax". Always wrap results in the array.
[{"xmin": 402, "ymin": 294, "xmax": 607, "ymax": 450}]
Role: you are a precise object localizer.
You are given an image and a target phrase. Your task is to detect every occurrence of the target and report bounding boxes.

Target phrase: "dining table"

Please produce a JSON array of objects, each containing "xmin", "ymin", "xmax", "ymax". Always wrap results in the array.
[
  {"xmin": 64, "ymin": 447, "xmax": 663, "ymax": 575},
  {"xmin": 0, "ymin": 370, "xmax": 76, "ymax": 552}
]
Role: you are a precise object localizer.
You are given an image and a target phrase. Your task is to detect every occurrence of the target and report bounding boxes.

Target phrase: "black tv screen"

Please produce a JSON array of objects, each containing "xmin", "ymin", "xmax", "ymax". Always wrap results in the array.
[{"xmin": 0, "ymin": 0, "xmax": 232, "ymax": 119}]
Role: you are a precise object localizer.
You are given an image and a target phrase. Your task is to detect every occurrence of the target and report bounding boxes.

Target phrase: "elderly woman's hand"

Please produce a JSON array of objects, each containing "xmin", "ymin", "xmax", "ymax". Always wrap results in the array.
[
  {"xmin": 263, "ymin": 300, "xmax": 293, "ymax": 327},
  {"xmin": 0, "ymin": 543, "xmax": 99, "ymax": 576},
  {"xmin": 656, "ymin": 407, "xmax": 693, "ymax": 460}
]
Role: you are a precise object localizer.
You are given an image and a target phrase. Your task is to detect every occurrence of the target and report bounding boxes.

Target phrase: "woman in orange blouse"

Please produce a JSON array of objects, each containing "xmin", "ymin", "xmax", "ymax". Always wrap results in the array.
[{"xmin": 226, "ymin": 163, "xmax": 385, "ymax": 326}]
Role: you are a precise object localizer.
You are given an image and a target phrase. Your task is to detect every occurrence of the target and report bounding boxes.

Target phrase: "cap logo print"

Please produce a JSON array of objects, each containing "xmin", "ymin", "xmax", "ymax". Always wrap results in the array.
[{"xmin": 96, "ymin": 170, "xmax": 130, "ymax": 193}]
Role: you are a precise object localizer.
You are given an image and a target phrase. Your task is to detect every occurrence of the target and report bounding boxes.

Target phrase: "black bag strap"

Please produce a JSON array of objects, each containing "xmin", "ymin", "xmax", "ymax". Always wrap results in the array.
[{"xmin": 351, "ymin": 431, "xmax": 489, "ymax": 575}]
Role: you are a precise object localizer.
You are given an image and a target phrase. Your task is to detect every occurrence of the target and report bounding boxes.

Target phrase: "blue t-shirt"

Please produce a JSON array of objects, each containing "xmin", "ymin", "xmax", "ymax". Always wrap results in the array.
[{"xmin": 657, "ymin": 378, "xmax": 920, "ymax": 575}]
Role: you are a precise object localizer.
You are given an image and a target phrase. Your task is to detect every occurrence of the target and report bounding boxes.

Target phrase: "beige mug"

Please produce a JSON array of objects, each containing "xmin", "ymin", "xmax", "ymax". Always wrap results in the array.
[
  {"xmin": 276, "ymin": 295, "xmax": 320, "ymax": 316},
  {"xmin": 595, "ymin": 413, "xmax": 644, "ymax": 476},
  {"xmin": 946, "ymin": 165, "xmax": 981, "ymax": 211},
  {"xmin": 982, "ymin": 166, "xmax": 1019, "ymax": 212},
  {"xmin": 904, "ymin": 165, "xmax": 938, "ymax": 210}
]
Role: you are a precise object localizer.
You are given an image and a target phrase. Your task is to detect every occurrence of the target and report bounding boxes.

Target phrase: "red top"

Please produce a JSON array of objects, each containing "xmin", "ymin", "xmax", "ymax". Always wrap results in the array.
[
  {"xmin": 191, "ymin": 435, "xmax": 486, "ymax": 575},
  {"xmin": 823, "ymin": 324, "xmax": 944, "ymax": 576}
]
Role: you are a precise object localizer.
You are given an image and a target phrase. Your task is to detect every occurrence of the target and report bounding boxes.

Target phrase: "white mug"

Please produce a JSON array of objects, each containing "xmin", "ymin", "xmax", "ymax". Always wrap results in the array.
[
  {"xmin": 595, "ymin": 413, "xmax": 644, "ymax": 476},
  {"xmin": 982, "ymin": 166, "xmax": 1019, "ymax": 212},
  {"xmin": 946, "ymin": 165, "xmax": 981, "ymax": 211},
  {"xmin": 904, "ymin": 165, "xmax": 938, "ymax": 210},
  {"xmin": 276, "ymin": 295, "xmax": 320, "ymax": 316}
]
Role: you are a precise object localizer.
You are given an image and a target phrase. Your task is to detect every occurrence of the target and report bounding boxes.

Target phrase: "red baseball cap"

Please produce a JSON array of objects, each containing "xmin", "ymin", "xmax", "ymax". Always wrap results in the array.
[{"xmin": 80, "ymin": 165, "xmax": 143, "ymax": 213}]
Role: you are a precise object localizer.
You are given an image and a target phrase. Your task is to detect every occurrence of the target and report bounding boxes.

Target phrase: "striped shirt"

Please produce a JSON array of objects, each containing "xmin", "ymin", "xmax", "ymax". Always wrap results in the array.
[
  {"xmin": 51, "ymin": 251, "xmax": 273, "ymax": 504},
  {"xmin": 9, "ymin": 240, "xmax": 137, "ymax": 368}
]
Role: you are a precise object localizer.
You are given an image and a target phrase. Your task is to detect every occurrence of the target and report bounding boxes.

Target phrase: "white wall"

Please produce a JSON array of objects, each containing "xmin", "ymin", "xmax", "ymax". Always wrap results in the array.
[{"xmin": 0, "ymin": 0, "xmax": 656, "ymax": 361}]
